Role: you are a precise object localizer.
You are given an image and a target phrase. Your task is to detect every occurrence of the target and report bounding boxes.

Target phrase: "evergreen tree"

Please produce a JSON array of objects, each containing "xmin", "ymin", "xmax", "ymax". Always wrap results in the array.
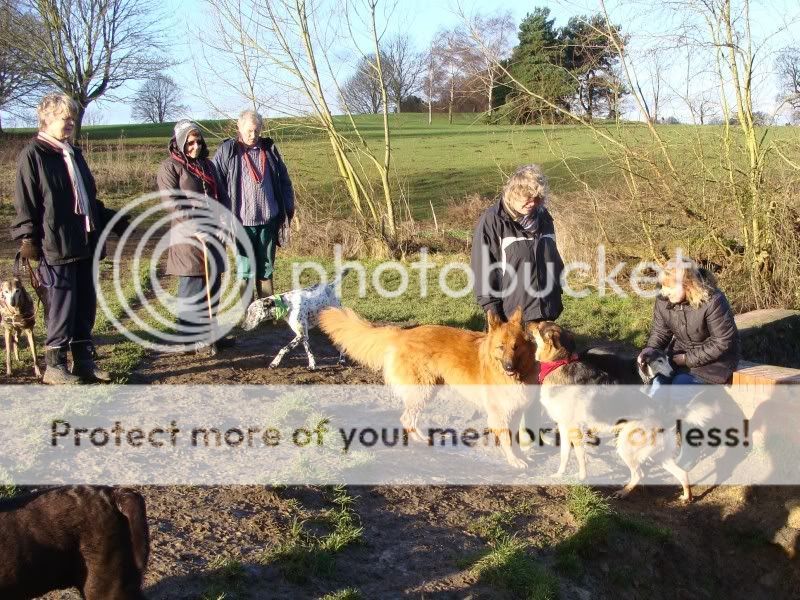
[{"xmin": 502, "ymin": 8, "xmax": 574, "ymax": 123}]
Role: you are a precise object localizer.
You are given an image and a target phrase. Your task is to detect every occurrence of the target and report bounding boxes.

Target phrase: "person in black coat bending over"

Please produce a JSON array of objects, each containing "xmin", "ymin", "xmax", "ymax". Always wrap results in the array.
[{"xmin": 471, "ymin": 164, "xmax": 564, "ymax": 326}]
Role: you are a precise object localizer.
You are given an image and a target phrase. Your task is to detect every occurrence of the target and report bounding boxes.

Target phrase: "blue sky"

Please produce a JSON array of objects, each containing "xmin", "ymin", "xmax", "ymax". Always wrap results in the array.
[
  {"xmin": 8, "ymin": 0, "xmax": 798, "ymax": 125},
  {"xmin": 93, "ymin": 0, "xmax": 580, "ymax": 124}
]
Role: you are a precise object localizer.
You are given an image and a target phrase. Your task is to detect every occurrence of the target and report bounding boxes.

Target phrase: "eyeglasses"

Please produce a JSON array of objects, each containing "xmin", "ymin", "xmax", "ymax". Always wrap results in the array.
[{"xmin": 186, "ymin": 139, "xmax": 202, "ymax": 147}]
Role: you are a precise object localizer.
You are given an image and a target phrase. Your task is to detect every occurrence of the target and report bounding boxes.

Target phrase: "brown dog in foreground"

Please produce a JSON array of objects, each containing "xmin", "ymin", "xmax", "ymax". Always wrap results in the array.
[
  {"xmin": 320, "ymin": 306, "xmax": 538, "ymax": 468},
  {"xmin": 0, "ymin": 485, "xmax": 149, "ymax": 599},
  {"xmin": 0, "ymin": 277, "xmax": 41, "ymax": 379}
]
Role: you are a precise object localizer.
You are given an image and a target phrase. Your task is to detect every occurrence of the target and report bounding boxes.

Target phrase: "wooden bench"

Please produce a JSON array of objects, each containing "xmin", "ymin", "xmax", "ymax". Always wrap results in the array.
[{"xmin": 730, "ymin": 361, "xmax": 800, "ymax": 422}]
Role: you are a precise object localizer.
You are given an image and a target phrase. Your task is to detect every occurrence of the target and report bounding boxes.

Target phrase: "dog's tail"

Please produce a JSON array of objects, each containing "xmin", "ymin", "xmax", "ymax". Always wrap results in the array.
[
  {"xmin": 319, "ymin": 307, "xmax": 398, "ymax": 371},
  {"xmin": 113, "ymin": 487, "xmax": 150, "ymax": 576},
  {"xmin": 682, "ymin": 402, "xmax": 716, "ymax": 428}
]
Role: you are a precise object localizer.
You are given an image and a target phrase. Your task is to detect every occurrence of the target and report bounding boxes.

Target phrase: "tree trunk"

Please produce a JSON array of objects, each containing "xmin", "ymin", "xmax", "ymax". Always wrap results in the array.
[
  {"xmin": 73, "ymin": 103, "xmax": 86, "ymax": 142},
  {"xmin": 448, "ymin": 78, "xmax": 454, "ymax": 125},
  {"xmin": 427, "ymin": 71, "xmax": 433, "ymax": 125},
  {"xmin": 487, "ymin": 70, "xmax": 494, "ymax": 114}
]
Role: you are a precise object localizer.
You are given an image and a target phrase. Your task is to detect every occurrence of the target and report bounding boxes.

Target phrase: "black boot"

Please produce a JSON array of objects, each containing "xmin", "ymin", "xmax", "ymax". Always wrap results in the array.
[
  {"xmin": 70, "ymin": 341, "xmax": 112, "ymax": 383},
  {"xmin": 261, "ymin": 278, "xmax": 274, "ymax": 298},
  {"xmin": 42, "ymin": 347, "xmax": 81, "ymax": 385}
]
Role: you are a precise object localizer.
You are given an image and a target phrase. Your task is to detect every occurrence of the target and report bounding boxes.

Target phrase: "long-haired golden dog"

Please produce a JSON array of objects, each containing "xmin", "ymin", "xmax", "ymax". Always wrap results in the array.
[{"xmin": 319, "ymin": 306, "xmax": 538, "ymax": 468}]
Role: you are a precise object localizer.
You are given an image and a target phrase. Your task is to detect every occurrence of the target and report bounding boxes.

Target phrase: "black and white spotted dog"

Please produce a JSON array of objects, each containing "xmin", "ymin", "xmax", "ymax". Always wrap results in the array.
[{"xmin": 241, "ymin": 269, "xmax": 350, "ymax": 370}]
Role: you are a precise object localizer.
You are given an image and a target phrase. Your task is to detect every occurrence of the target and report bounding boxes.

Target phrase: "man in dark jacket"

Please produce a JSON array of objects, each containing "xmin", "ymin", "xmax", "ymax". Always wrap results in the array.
[
  {"xmin": 640, "ymin": 258, "xmax": 740, "ymax": 385},
  {"xmin": 157, "ymin": 119, "xmax": 232, "ymax": 355},
  {"xmin": 471, "ymin": 164, "xmax": 564, "ymax": 324},
  {"xmin": 212, "ymin": 110, "xmax": 295, "ymax": 304},
  {"xmin": 12, "ymin": 93, "xmax": 127, "ymax": 384}
]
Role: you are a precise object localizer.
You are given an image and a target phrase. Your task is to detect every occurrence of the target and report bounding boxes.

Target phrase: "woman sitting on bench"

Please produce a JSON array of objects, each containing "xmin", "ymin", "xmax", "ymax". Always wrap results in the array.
[{"xmin": 638, "ymin": 256, "xmax": 740, "ymax": 388}]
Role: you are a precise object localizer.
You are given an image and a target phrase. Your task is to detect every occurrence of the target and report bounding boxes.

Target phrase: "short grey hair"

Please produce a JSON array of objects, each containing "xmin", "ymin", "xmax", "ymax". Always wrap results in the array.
[
  {"xmin": 237, "ymin": 109, "xmax": 263, "ymax": 128},
  {"xmin": 502, "ymin": 164, "xmax": 549, "ymax": 206},
  {"xmin": 37, "ymin": 93, "xmax": 78, "ymax": 130}
]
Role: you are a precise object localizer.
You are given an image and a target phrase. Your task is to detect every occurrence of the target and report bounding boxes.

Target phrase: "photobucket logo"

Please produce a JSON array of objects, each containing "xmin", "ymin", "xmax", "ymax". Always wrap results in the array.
[
  {"xmin": 93, "ymin": 191, "xmax": 256, "ymax": 352},
  {"xmin": 291, "ymin": 244, "xmax": 675, "ymax": 301}
]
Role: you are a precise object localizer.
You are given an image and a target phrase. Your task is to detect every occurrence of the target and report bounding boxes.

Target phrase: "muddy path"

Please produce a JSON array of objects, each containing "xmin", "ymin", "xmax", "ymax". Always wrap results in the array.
[{"xmin": 59, "ymin": 328, "xmax": 799, "ymax": 599}]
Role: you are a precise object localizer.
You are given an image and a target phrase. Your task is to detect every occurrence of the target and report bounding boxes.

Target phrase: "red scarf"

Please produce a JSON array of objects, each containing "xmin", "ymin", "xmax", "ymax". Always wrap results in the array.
[
  {"xmin": 241, "ymin": 143, "xmax": 268, "ymax": 184},
  {"xmin": 538, "ymin": 354, "xmax": 579, "ymax": 384},
  {"xmin": 170, "ymin": 151, "xmax": 218, "ymax": 199}
]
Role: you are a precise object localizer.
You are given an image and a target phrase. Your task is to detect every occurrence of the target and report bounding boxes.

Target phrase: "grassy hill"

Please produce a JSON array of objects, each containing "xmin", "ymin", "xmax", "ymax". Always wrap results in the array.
[{"xmin": 4, "ymin": 113, "xmax": 797, "ymax": 221}]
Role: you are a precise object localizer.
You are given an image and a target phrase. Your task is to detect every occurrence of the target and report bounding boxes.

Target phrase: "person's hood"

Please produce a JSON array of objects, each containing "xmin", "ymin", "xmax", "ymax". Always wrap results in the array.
[
  {"xmin": 170, "ymin": 119, "xmax": 208, "ymax": 160},
  {"xmin": 168, "ymin": 136, "xmax": 208, "ymax": 161}
]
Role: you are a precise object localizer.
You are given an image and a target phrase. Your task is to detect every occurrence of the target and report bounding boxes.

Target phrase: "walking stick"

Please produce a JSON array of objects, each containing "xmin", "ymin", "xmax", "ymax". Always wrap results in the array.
[{"xmin": 198, "ymin": 235, "xmax": 217, "ymax": 351}]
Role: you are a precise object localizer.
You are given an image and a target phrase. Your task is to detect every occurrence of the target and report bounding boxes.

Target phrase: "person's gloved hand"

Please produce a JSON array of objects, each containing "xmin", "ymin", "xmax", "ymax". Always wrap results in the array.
[
  {"xmin": 637, "ymin": 347, "xmax": 658, "ymax": 366},
  {"xmin": 20, "ymin": 239, "xmax": 41, "ymax": 261},
  {"xmin": 671, "ymin": 353, "xmax": 687, "ymax": 367}
]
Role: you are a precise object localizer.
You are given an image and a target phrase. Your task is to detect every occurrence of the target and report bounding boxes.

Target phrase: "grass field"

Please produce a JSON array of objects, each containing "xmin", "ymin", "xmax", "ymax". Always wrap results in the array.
[
  {"xmin": 1, "ymin": 116, "xmax": 799, "ymax": 600},
  {"xmin": 7, "ymin": 113, "xmax": 796, "ymax": 220}
]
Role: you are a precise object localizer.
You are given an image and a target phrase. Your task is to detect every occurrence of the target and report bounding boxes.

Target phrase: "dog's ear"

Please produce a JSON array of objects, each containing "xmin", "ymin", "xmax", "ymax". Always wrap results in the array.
[
  {"xmin": 560, "ymin": 329, "xmax": 576, "ymax": 353},
  {"xmin": 508, "ymin": 306, "xmax": 523, "ymax": 327},
  {"xmin": 525, "ymin": 322, "xmax": 540, "ymax": 341},
  {"xmin": 486, "ymin": 310, "xmax": 502, "ymax": 331},
  {"xmin": 538, "ymin": 322, "xmax": 555, "ymax": 343}
]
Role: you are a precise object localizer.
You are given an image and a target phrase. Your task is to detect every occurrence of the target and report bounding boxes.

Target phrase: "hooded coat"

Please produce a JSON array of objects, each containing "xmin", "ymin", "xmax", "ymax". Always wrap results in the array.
[{"xmin": 156, "ymin": 137, "xmax": 229, "ymax": 277}]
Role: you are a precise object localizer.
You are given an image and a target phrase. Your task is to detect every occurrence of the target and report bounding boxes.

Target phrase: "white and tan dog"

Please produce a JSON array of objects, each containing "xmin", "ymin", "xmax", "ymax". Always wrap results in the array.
[
  {"xmin": 0, "ymin": 277, "xmax": 41, "ymax": 379},
  {"xmin": 531, "ymin": 321, "xmax": 708, "ymax": 502}
]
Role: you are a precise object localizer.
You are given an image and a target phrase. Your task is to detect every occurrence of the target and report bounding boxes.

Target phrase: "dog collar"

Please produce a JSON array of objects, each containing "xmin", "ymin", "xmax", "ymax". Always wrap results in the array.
[
  {"xmin": 538, "ymin": 354, "xmax": 579, "ymax": 384},
  {"xmin": 270, "ymin": 295, "xmax": 289, "ymax": 321}
]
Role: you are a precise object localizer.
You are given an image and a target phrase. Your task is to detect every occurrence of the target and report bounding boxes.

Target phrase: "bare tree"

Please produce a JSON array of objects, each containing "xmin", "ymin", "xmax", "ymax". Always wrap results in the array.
[
  {"xmin": 776, "ymin": 47, "xmax": 800, "ymax": 111},
  {"xmin": 457, "ymin": 11, "xmax": 515, "ymax": 115},
  {"xmin": 130, "ymin": 73, "xmax": 186, "ymax": 123},
  {"xmin": 0, "ymin": 0, "xmax": 46, "ymax": 131},
  {"xmin": 11, "ymin": 0, "xmax": 170, "ymax": 139},
  {"xmin": 207, "ymin": 0, "xmax": 399, "ymax": 247},
  {"xmin": 431, "ymin": 29, "xmax": 469, "ymax": 124},
  {"xmin": 382, "ymin": 34, "xmax": 423, "ymax": 113},
  {"xmin": 421, "ymin": 40, "xmax": 445, "ymax": 124},
  {"xmin": 340, "ymin": 54, "xmax": 382, "ymax": 114},
  {"xmin": 82, "ymin": 104, "xmax": 104, "ymax": 125},
  {"xmin": 692, "ymin": 95, "xmax": 717, "ymax": 125}
]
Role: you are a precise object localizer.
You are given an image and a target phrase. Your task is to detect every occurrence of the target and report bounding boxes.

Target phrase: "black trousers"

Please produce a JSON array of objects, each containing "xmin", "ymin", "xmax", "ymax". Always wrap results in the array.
[
  {"xmin": 176, "ymin": 273, "xmax": 222, "ymax": 340},
  {"xmin": 43, "ymin": 259, "xmax": 96, "ymax": 349}
]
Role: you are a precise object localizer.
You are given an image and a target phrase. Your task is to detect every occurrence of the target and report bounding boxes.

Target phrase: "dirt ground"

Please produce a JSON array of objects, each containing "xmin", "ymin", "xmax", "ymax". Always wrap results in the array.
[{"xmin": 30, "ymin": 324, "xmax": 800, "ymax": 600}]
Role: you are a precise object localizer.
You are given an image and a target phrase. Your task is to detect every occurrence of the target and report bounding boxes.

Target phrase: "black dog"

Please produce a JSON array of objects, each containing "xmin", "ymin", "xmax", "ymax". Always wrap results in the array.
[
  {"xmin": 579, "ymin": 345, "xmax": 673, "ymax": 384},
  {"xmin": 0, "ymin": 485, "xmax": 149, "ymax": 599}
]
